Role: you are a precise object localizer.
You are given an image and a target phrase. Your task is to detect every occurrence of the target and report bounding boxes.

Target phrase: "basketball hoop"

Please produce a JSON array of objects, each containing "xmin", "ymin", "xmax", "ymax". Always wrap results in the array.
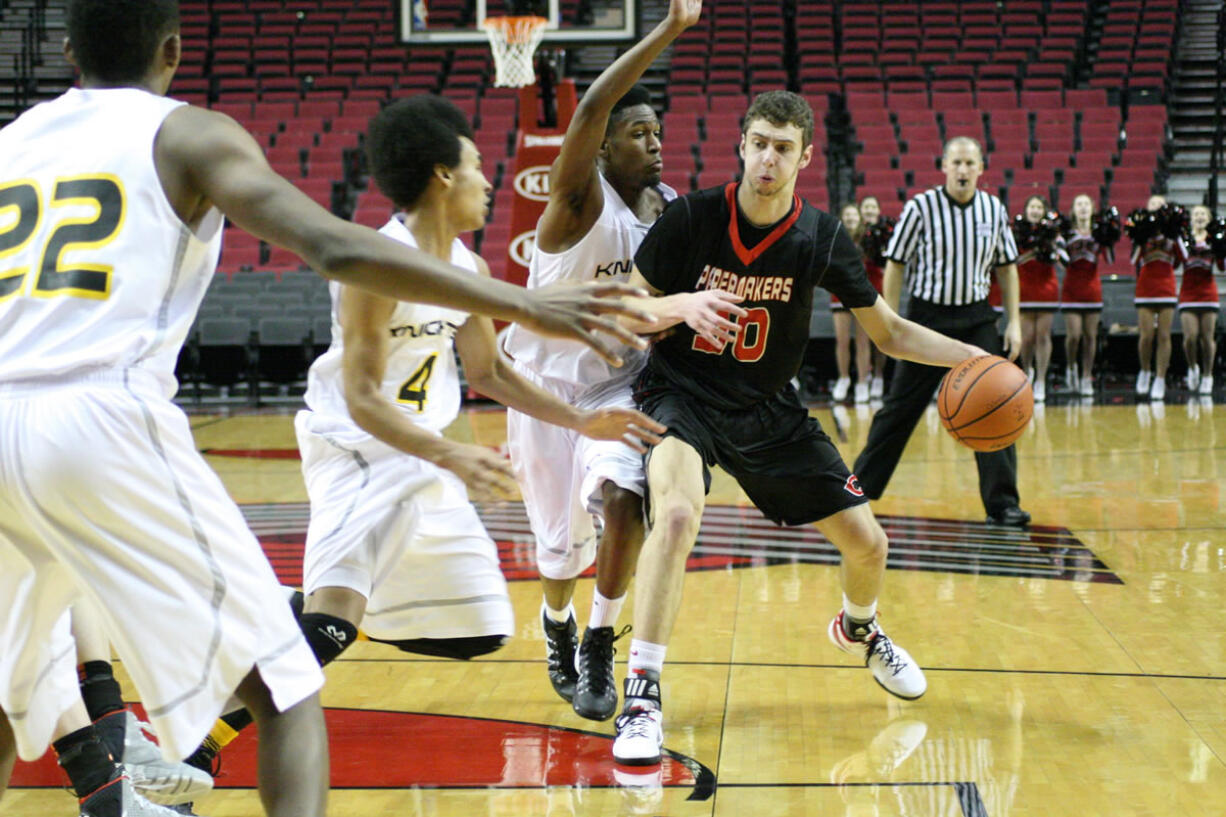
[{"xmin": 481, "ymin": 15, "xmax": 548, "ymax": 88}]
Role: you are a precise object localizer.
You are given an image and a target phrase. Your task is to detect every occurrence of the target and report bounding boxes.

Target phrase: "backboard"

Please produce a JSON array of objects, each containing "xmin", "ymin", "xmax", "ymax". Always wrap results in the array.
[{"xmin": 400, "ymin": 0, "xmax": 637, "ymax": 45}]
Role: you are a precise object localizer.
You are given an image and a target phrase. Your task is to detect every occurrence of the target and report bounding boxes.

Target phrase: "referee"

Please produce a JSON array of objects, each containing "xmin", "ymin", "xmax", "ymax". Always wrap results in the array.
[{"xmin": 853, "ymin": 136, "xmax": 1031, "ymax": 527}]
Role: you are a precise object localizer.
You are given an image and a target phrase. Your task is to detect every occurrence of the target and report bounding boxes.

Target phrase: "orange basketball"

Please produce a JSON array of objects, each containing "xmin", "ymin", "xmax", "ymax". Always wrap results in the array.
[{"xmin": 938, "ymin": 355, "xmax": 1033, "ymax": 452}]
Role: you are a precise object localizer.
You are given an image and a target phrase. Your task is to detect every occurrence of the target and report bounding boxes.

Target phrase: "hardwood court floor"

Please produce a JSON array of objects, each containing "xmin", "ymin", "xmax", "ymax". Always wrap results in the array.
[{"xmin": 8, "ymin": 395, "xmax": 1226, "ymax": 816}]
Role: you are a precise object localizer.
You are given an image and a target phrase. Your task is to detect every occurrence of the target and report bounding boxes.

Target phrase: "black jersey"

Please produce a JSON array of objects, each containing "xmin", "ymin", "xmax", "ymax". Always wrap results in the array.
[{"xmin": 635, "ymin": 182, "xmax": 878, "ymax": 409}]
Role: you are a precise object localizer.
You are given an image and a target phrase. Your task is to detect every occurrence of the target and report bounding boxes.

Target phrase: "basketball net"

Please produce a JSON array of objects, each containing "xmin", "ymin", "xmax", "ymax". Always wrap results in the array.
[{"xmin": 481, "ymin": 15, "xmax": 548, "ymax": 88}]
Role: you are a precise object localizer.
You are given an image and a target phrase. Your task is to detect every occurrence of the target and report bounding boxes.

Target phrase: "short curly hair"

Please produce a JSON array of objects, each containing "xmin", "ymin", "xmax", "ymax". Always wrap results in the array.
[
  {"xmin": 366, "ymin": 95, "xmax": 476, "ymax": 210},
  {"xmin": 742, "ymin": 91, "xmax": 814, "ymax": 148},
  {"xmin": 67, "ymin": 0, "xmax": 180, "ymax": 84}
]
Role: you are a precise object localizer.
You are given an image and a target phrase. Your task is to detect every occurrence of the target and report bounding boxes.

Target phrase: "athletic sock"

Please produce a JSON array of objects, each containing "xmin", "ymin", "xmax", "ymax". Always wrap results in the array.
[
  {"xmin": 299, "ymin": 612, "xmax": 359, "ymax": 667},
  {"xmin": 185, "ymin": 709, "xmax": 251, "ymax": 774},
  {"xmin": 627, "ymin": 638, "xmax": 666, "ymax": 676},
  {"xmin": 79, "ymin": 661, "xmax": 127, "ymax": 763},
  {"xmin": 79, "ymin": 661, "xmax": 125, "ymax": 721},
  {"xmin": 588, "ymin": 590, "xmax": 626, "ymax": 630},
  {"xmin": 543, "ymin": 600, "xmax": 575, "ymax": 624},
  {"xmin": 55, "ymin": 725, "xmax": 121, "ymax": 801},
  {"xmin": 842, "ymin": 594, "xmax": 879, "ymax": 641}
]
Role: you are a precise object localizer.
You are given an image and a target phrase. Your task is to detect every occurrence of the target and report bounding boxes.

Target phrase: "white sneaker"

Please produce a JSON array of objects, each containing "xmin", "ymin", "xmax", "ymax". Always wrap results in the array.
[
  {"xmin": 1078, "ymin": 374, "xmax": 1094, "ymax": 396},
  {"xmin": 1136, "ymin": 369, "xmax": 1152, "ymax": 395},
  {"xmin": 1150, "ymin": 376, "xmax": 1166, "ymax": 401},
  {"xmin": 832, "ymin": 377, "xmax": 850, "ymax": 402},
  {"xmin": 1200, "ymin": 374, "xmax": 1213, "ymax": 395},
  {"xmin": 853, "ymin": 380, "xmax": 870, "ymax": 403},
  {"xmin": 1033, "ymin": 380, "xmax": 1046, "ymax": 403},
  {"xmin": 1065, "ymin": 365, "xmax": 1078, "ymax": 391},
  {"xmin": 79, "ymin": 776, "xmax": 205, "ymax": 817},
  {"xmin": 1186, "ymin": 365, "xmax": 1200, "ymax": 391},
  {"xmin": 123, "ymin": 713, "xmax": 214, "ymax": 806},
  {"xmin": 828, "ymin": 612, "xmax": 927, "ymax": 700},
  {"xmin": 870, "ymin": 375, "xmax": 884, "ymax": 399},
  {"xmin": 613, "ymin": 706, "xmax": 664, "ymax": 766}
]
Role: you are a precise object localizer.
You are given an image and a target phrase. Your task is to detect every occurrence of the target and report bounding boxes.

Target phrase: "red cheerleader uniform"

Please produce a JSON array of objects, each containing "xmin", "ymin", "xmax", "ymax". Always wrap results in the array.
[
  {"xmin": 1060, "ymin": 232, "xmax": 1105, "ymax": 311},
  {"xmin": 1133, "ymin": 236, "xmax": 1183, "ymax": 307},
  {"xmin": 832, "ymin": 252, "xmax": 884, "ymax": 311},
  {"xmin": 1177, "ymin": 238, "xmax": 1224, "ymax": 311},
  {"xmin": 1018, "ymin": 249, "xmax": 1060, "ymax": 311},
  {"xmin": 864, "ymin": 257, "xmax": 885, "ymax": 294},
  {"xmin": 988, "ymin": 270, "xmax": 1002, "ymax": 313}
]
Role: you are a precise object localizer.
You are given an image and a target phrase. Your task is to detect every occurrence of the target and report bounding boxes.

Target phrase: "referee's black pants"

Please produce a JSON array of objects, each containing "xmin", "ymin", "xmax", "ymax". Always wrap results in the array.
[{"xmin": 853, "ymin": 298, "xmax": 1021, "ymax": 516}]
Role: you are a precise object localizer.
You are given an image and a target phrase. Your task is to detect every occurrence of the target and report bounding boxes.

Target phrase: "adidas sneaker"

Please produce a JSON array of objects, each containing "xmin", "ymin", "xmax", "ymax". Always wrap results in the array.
[{"xmin": 828, "ymin": 612, "xmax": 927, "ymax": 700}]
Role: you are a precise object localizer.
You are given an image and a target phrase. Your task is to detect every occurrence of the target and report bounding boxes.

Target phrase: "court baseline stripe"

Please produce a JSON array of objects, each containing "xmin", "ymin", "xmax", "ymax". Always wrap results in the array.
[{"xmin": 322, "ymin": 656, "xmax": 1226, "ymax": 681}]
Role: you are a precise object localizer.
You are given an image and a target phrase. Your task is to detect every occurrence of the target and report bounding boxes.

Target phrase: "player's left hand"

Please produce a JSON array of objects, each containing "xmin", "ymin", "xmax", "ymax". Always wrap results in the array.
[
  {"xmin": 575, "ymin": 408, "xmax": 667, "ymax": 452},
  {"xmin": 1002, "ymin": 320, "xmax": 1022, "ymax": 361}
]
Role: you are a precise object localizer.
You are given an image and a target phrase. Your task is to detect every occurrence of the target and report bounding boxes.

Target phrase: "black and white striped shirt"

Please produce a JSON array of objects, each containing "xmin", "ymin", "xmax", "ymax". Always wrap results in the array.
[{"xmin": 885, "ymin": 187, "xmax": 1018, "ymax": 305}]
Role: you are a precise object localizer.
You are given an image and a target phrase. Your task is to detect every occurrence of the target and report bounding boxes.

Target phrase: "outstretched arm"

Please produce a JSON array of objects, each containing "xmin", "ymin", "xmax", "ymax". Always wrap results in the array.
[
  {"xmin": 617, "ymin": 269, "xmax": 747, "ymax": 347},
  {"xmin": 455, "ymin": 257, "xmax": 666, "ymax": 452},
  {"xmin": 536, "ymin": 0, "xmax": 702, "ymax": 252},
  {"xmin": 155, "ymin": 104, "xmax": 653, "ymax": 365},
  {"xmin": 852, "ymin": 298, "xmax": 985, "ymax": 367}
]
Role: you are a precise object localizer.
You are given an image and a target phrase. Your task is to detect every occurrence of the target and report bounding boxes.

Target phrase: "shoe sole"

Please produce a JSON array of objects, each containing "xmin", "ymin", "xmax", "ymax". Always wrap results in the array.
[
  {"xmin": 572, "ymin": 699, "xmax": 617, "ymax": 721},
  {"xmin": 613, "ymin": 752, "xmax": 663, "ymax": 767},
  {"xmin": 872, "ymin": 676, "xmax": 926, "ymax": 701},
  {"xmin": 550, "ymin": 681, "xmax": 577, "ymax": 704}
]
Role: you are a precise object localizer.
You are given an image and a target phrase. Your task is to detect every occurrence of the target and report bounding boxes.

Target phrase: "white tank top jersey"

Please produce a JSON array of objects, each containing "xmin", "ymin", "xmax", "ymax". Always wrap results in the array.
[
  {"xmin": 503, "ymin": 172, "xmax": 676, "ymax": 388},
  {"xmin": 303, "ymin": 215, "xmax": 473, "ymax": 434},
  {"xmin": 0, "ymin": 88, "xmax": 222, "ymax": 395}
]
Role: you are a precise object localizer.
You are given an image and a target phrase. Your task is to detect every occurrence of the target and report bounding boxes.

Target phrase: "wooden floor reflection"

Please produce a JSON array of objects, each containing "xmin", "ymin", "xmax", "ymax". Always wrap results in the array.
[{"xmin": 9, "ymin": 395, "xmax": 1226, "ymax": 816}]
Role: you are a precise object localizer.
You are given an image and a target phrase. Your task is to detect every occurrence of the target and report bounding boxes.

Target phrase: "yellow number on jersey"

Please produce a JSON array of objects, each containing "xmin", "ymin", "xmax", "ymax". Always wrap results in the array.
[
  {"xmin": 0, "ymin": 174, "xmax": 125, "ymax": 303},
  {"xmin": 396, "ymin": 354, "xmax": 438, "ymax": 411}
]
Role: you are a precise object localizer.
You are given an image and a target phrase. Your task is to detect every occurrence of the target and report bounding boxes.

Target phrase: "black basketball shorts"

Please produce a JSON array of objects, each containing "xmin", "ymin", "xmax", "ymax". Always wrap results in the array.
[{"xmin": 634, "ymin": 369, "xmax": 869, "ymax": 526}]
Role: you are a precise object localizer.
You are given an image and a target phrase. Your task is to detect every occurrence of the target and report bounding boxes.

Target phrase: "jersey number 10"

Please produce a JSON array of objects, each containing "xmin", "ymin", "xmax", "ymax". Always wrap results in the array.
[
  {"xmin": 0, "ymin": 175, "xmax": 125, "ymax": 302},
  {"xmin": 691, "ymin": 307, "xmax": 770, "ymax": 362}
]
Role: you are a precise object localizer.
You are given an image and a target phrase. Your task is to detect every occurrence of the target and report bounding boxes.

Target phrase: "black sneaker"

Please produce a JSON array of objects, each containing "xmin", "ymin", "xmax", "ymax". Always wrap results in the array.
[
  {"xmin": 572, "ymin": 624, "xmax": 630, "ymax": 721},
  {"xmin": 542, "ymin": 611, "xmax": 578, "ymax": 703},
  {"xmin": 986, "ymin": 506, "xmax": 1031, "ymax": 528}
]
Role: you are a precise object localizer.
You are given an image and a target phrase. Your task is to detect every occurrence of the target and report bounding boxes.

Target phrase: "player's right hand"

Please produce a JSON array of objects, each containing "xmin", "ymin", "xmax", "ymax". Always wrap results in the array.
[
  {"xmin": 666, "ymin": 0, "xmax": 703, "ymax": 31},
  {"xmin": 517, "ymin": 281, "xmax": 656, "ymax": 368},
  {"xmin": 437, "ymin": 443, "xmax": 518, "ymax": 503},
  {"xmin": 678, "ymin": 289, "xmax": 748, "ymax": 348}
]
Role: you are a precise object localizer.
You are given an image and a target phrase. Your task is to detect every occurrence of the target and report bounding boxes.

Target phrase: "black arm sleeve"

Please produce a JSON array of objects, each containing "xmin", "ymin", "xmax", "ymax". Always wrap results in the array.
[
  {"xmin": 815, "ymin": 221, "xmax": 879, "ymax": 308},
  {"xmin": 634, "ymin": 196, "xmax": 694, "ymax": 295}
]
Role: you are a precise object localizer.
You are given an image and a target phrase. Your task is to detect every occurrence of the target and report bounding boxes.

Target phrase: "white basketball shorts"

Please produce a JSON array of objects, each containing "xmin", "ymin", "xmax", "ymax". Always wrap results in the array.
[
  {"xmin": 295, "ymin": 411, "xmax": 514, "ymax": 641},
  {"xmin": 505, "ymin": 366, "xmax": 646, "ymax": 580},
  {"xmin": 0, "ymin": 370, "xmax": 322, "ymax": 762}
]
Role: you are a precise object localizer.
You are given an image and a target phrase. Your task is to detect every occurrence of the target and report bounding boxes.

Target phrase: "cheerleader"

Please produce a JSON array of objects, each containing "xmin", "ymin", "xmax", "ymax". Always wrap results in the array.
[
  {"xmin": 859, "ymin": 195, "xmax": 891, "ymax": 399},
  {"xmin": 1129, "ymin": 195, "xmax": 1185, "ymax": 401},
  {"xmin": 830, "ymin": 203, "xmax": 868, "ymax": 401},
  {"xmin": 1014, "ymin": 195, "xmax": 1064, "ymax": 402},
  {"xmin": 1061, "ymin": 194, "xmax": 1120, "ymax": 396},
  {"xmin": 1179, "ymin": 205, "xmax": 1224, "ymax": 395}
]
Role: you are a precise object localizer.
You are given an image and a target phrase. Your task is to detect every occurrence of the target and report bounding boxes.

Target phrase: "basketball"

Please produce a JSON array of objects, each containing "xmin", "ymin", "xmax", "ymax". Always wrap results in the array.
[{"xmin": 937, "ymin": 355, "xmax": 1033, "ymax": 452}]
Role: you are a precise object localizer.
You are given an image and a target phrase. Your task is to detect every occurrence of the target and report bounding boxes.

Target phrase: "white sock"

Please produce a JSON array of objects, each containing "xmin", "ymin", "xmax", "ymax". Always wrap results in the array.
[
  {"xmin": 627, "ymin": 638, "xmax": 667, "ymax": 677},
  {"xmin": 588, "ymin": 590, "xmax": 625, "ymax": 629},
  {"xmin": 543, "ymin": 600, "xmax": 574, "ymax": 624},
  {"xmin": 842, "ymin": 594, "xmax": 877, "ymax": 623}
]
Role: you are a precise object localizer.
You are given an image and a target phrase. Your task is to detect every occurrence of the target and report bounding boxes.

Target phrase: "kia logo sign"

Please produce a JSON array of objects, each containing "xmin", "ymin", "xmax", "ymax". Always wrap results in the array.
[
  {"xmin": 514, "ymin": 165, "xmax": 552, "ymax": 201},
  {"xmin": 509, "ymin": 230, "xmax": 536, "ymax": 267}
]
